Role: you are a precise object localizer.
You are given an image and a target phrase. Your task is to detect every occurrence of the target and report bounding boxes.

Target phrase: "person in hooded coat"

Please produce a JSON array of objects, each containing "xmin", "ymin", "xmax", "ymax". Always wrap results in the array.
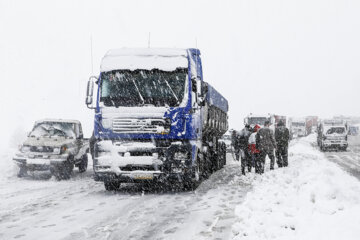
[
  {"xmin": 256, "ymin": 120, "xmax": 276, "ymax": 172},
  {"xmin": 248, "ymin": 124, "xmax": 262, "ymax": 174},
  {"xmin": 275, "ymin": 120, "xmax": 290, "ymax": 167}
]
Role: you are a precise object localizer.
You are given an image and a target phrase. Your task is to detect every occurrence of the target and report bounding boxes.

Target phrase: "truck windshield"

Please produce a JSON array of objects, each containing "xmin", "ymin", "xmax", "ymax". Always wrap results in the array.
[
  {"xmin": 248, "ymin": 117, "xmax": 268, "ymax": 126},
  {"xmin": 30, "ymin": 122, "xmax": 76, "ymax": 138},
  {"xmin": 292, "ymin": 122, "xmax": 305, "ymax": 127},
  {"xmin": 100, "ymin": 69, "xmax": 187, "ymax": 107}
]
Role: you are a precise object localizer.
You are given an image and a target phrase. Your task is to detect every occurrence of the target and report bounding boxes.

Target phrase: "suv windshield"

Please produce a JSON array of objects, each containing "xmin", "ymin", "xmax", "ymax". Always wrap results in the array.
[
  {"xmin": 30, "ymin": 122, "xmax": 76, "ymax": 138},
  {"xmin": 100, "ymin": 68, "xmax": 187, "ymax": 107},
  {"xmin": 326, "ymin": 127, "xmax": 345, "ymax": 135},
  {"xmin": 248, "ymin": 117, "xmax": 268, "ymax": 126}
]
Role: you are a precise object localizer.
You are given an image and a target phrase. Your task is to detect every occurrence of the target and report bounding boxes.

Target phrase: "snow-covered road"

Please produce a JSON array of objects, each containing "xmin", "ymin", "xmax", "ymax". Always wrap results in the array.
[
  {"xmin": 0, "ymin": 151, "xmax": 250, "ymax": 240},
  {"xmin": 1, "ymin": 134, "xmax": 360, "ymax": 240},
  {"xmin": 323, "ymin": 135, "xmax": 360, "ymax": 180}
]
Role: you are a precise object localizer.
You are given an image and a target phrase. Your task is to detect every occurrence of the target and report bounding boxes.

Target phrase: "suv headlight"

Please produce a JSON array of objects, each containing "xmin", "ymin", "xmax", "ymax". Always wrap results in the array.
[
  {"xmin": 20, "ymin": 145, "xmax": 31, "ymax": 153},
  {"xmin": 53, "ymin": 147, "xmax": 61, "ymax": 154}
]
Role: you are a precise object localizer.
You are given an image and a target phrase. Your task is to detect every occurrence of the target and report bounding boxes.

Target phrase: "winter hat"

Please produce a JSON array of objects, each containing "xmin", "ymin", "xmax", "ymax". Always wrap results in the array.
[{"xmin": 254, "ymin": 124, "xmax": 261, "ymax": 132}]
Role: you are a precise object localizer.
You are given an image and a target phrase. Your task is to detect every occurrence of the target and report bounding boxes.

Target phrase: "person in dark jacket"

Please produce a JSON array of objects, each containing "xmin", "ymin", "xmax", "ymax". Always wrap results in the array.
[
  {"xmin": 231, "ymin": 130, "xmax": 240, "ymax": 161},
  {"xmin": 238, "ymin": 124, "xmax": 252, "ymax": 175},
  {"xmin": 256, "ymin": 121, "xmax": 276, "ymax": 172},
  {"xmin": 275, "ymin": 120, "xmax": 290, "ymax": 167}
]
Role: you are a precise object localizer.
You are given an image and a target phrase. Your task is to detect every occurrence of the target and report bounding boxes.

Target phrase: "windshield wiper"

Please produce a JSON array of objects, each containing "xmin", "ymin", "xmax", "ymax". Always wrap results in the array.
[
  {"xmin": 163, "ymin": 79, "xmax": 179, "ymax": 104},
  {"xmin": 131, "ymin": 79, "xmax": 145, "ymax": 105}
]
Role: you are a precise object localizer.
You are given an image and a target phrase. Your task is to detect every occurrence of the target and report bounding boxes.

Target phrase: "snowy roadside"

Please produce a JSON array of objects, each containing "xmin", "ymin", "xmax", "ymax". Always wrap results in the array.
[{"xmin": 231, "ymin": 134, "xmax": 360, "ymax": 240}]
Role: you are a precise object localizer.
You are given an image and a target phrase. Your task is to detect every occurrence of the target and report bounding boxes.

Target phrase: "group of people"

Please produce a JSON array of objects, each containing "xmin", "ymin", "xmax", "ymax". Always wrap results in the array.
[{"xmin": 231, "ymin": 120, "xmax": 290, "ymax": 175}]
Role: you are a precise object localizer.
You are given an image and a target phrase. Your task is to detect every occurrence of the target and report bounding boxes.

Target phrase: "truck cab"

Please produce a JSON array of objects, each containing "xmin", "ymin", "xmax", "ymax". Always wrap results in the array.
[{"xmin": 85, "ymin": 48, "xmax": 228, "ymax": 190}]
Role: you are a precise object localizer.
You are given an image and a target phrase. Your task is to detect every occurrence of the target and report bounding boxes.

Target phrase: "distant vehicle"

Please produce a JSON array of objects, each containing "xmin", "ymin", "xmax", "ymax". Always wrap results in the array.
[
  {"xmin": 289, "ymin": 118, "xmax": 309, "ymax": 138},
  {"xmin": 85, "ymin": 48, "xmax": 228, "ymax": 191},
  {"xmin": 306, "ymin": 116, "xmax": 318, "ymax": 133},
  {"xmin": 244, "ymin": 113, "xmax": 286, "ymax": 129},
  {"xmin": 244, "ymin": 113, "xmax": 274, "ymax": 127},
  {"xmin": 348, "ymin": 125, "xmax": 359, "ymax": 136},
  {"xmin": 317, "ymin": 119, "xmax": 348, "ymax": 151},
  {"xmin": 219, "ymin": 130, "xmax": 233, "ymax": 152},
  {"xmin": 13, "ymin": 119, "xmax": 89, "ymax": 179}
]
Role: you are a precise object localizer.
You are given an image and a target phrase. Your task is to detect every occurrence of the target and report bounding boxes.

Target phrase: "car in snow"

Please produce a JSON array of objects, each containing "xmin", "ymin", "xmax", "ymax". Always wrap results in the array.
[
  {"xmin": 317, "ymin": 119, "xmax": 348, "ymax": 151},
  {"xmin": 13, "ymin": 119, "xmax": 89, "ymax": 179}
]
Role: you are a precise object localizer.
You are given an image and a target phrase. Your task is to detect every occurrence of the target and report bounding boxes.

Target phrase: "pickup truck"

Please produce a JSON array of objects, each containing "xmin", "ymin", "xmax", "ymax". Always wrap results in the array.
[{"xmin": 13, "ymin": 119, "xmax": 89, "ymax": 179}]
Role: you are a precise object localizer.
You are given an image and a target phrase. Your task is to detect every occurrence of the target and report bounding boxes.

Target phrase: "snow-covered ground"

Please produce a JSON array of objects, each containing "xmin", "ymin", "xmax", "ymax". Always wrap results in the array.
[
  {"xmin": 232, "ymin": 134, "xmax": 360, "ymax": 240},
  {"xmin": 1, "ymin": 134, "xmax": 360, "ymax": 240}
]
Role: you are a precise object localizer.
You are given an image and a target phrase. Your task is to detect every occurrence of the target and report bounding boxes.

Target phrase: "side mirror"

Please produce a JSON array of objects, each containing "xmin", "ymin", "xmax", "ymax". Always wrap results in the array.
[{"xmin": 86, "ymin": 76, "xmax": 97, "ymax": 109}]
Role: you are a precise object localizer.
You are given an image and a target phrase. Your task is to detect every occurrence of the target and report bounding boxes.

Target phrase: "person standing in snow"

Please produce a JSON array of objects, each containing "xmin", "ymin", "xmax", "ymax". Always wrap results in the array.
[
  {"xmin": 248, "ymin": 124, "xmax": 262, "ymax": 174},
  {"xmin": 238, "ymin": 124, "xmax": 252, "ymax": 175},
  {"xmin": 275, "ymin": 120, "xmax": 290, "ymax": 167},
  {"xmin": 256, "ymin": 120, "xmax": 276, "ymax": 172},
  {"xmin": 231, "ymin": 130, "xmax": 240, "ymax": 161}
]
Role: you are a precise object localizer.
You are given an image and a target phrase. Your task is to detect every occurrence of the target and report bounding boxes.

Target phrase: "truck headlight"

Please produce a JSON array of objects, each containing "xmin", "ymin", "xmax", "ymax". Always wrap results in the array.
[{"xmin": 101, "ymin": 118, "xmax": 112, "ymax": 129}]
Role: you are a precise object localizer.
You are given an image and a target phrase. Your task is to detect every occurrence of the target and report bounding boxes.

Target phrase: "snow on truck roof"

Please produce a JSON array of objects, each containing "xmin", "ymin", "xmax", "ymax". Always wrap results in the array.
[
  {"xmin": 100, "ymin": 48, "xmax": 189, "ymax": 72},
  {"xmin": 35, "ymin": 119, "xmax": 81, "ymax": 125}
]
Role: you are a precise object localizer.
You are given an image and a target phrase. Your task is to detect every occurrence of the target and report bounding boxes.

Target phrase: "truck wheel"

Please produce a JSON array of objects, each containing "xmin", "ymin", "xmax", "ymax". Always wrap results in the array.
[
  {"xmin": 104, "ymin": 181, "xmax": 120, "ymax": 191},
  {"xmin": 17, "ymin": 165, "xmax": 28, "ymax": 178},
  {"xmin": 78, "ymin": 154, "xmax": 88, "ymax": 173},
  {"xmin": 183, "ymin": 154, "xmax": 201, "ymax": 191}
]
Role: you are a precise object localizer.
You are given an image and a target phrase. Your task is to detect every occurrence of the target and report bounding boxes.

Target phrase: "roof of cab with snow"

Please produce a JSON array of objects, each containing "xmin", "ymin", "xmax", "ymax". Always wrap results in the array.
[
  {"xmin": 100, "ymin": 48, "xmax": 189, "ymax": 72},
  {"xmin": 35, "ymin": 119, "xmax": 81, "ymax": 125}
]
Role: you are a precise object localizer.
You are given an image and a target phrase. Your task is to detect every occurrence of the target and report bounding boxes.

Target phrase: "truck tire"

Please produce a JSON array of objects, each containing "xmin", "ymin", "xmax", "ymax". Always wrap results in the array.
[
  {"xmin": 78, "ymin": 154, "xmax": 88, "ymax": 173},
  {"xmin": 104, "ymin": 181, "xmax": 120, "ymax": 191},
  {"xmin": 183, "ymin": 154, "xmax": 201, "ymax": 191}
]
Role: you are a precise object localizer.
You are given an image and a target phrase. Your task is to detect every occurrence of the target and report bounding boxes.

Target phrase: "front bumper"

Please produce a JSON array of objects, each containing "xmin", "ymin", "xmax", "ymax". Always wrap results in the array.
[
  {"xmin": 322, "ymin": 140, "xmax": 348, "ymax": 148},
  {"xmin": 93, "ymin": 140, "xmax": 193, "ymax": 182},
  {"xmin": 13, "ymin": 153, "xmax": 69, "ymax": 171}
]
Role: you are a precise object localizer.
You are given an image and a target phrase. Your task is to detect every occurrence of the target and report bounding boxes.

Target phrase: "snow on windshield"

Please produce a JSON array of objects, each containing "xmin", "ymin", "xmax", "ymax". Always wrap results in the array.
[
  {"xmin": 100, "ymin": 69, "xmax": 187, "ymax": 107},
  {"xmin": 30, "ymin": 122, "xmax": 76, "ymax": 138},
  {"xmin": 326, "ymin": 127, "xmax": 345, "ymax": 135}
]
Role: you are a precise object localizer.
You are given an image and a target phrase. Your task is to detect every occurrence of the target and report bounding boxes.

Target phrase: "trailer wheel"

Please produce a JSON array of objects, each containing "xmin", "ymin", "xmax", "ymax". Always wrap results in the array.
[
  {"xmin": 104, "ymin": 181, "xmax": 120, "ymax": 191},
  {"xmin": 78, "ymin": 154, "xmax": 88, "ymax": 173}
]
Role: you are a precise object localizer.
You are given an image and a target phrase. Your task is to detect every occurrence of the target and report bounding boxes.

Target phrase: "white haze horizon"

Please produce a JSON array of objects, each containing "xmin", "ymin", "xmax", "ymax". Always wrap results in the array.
[{"xmin": 1, "ymin": 0, "xmax": 360, "ymax": 149}]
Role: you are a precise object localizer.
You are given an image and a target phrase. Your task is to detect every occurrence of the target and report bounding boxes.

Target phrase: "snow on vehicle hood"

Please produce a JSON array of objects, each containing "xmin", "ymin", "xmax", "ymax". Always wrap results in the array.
[
  {"xmin": 100, "ymin": 48, "xmax": 188, "ymax": 72},
  {"xmin": 100, "ymin": 106, "xmax": 168, "ymax": 119},
  {"xmin": 23, "ymin": 136, "xmax": 75, "ymax": 147}
]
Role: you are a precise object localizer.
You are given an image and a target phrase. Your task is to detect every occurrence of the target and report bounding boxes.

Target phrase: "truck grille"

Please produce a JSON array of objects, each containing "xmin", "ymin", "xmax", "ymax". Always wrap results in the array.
[{"xmin": 112, "ymin": 118, "xmax": 169, "ymax": 134}]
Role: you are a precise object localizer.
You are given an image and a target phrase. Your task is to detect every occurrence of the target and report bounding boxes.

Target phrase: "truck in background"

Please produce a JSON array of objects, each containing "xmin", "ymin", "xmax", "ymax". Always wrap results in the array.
[
  {"xmin": 244, "ymin": 113, "xmax": 286, "ymax": 131},
  {"xmin": 85, "ymin": 48, "xmax": 228, "ymax": 190},
  {"xmin": 317, "ymin": 119, "xmax": 348, "ymax": 151},
  {"xmin": 289, "ymin": 118, "xmax": 308, "ymax": 138}
]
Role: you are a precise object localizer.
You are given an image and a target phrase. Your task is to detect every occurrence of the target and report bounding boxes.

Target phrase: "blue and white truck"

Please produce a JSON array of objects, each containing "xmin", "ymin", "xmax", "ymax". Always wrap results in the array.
[{"xmin": 85, "ymin": 48, "xmax": 228, "ymax": 190}]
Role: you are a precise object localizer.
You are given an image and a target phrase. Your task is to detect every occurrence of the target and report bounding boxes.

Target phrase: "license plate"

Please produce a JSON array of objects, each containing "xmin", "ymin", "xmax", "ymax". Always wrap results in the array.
[{"xmin": 133, "ymin": 173, "xmax": 153, "ymax": 180}]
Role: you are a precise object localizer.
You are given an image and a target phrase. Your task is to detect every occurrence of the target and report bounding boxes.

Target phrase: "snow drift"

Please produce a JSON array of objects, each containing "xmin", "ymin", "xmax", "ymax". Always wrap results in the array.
[{"xmin": 231, "ymin": 134, "xmax": 360, "ymax": 240}]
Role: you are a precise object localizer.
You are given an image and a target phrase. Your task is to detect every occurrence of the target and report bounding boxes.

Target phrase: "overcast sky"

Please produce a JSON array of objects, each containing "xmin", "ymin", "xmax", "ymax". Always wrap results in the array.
[{"xmin": 1, "ymin": 0, "xmax": 360, "ymax": 147}]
